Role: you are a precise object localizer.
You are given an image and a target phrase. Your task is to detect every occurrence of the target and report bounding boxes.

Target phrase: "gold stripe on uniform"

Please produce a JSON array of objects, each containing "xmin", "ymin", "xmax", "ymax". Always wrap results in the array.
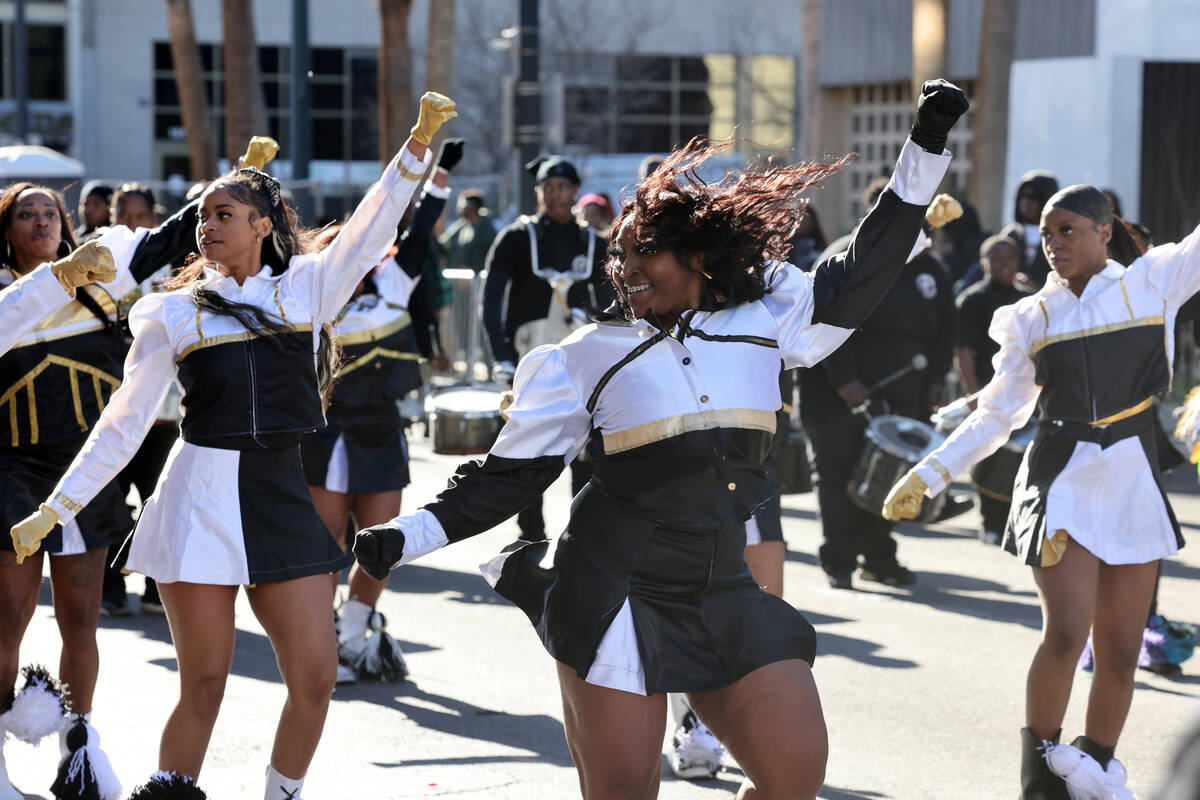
[
  {"xmin": 69, "ymin": 369, "xmax": 85, "ymax": 433},
  {"xmin": 1090, "ymin": 396, "xmax": 1154, "ymax": 426},
  {"xmin": 54, "ymin": 492, "xmax": 83, "ymax": 513},
  {"xmin": 336, "ymin": 314, "xmax": 413, "ymax": 347},
  {"xmin": 602, "ymin": 408, "xmax": 776, "ymax": 455},
  {"xmin": 1119, "ymin": 278, "xmax": 1136, "ymax": 320},
  {"xmin": 1030, "ymin": 316, "xmax": 1164, "ymax": 356},
  {"xmin": 273, "ymin": 284, "xmax": 289, "ymax": 323},
  {"xmin": 338, "ymin": 346, "xmax": 422, "ymax": 377},
  {"xmin": 177, "ymin": 323, "xmax": 315, "ymax": 360},
  {"xmin": 0, "ymin": 355, "xmax": 121, "ymax": 446}
]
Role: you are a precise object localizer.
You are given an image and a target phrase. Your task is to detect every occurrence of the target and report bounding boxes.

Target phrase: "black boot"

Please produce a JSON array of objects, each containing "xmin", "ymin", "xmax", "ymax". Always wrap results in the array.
[
  {"xmin": 1019, "ymin": 728, "xmax": 1070, "ymax": 800},
  {"xmin": 1070, "ymin": 734, "xmax": 1114, "ymax": 770}
]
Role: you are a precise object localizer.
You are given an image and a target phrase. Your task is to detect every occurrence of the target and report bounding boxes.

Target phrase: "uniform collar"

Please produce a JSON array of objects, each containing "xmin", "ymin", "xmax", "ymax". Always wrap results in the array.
[
  {"xmin": 201, "ymin": 264, "xmax": 277, "ymax": 288},
  {"xmin": 1043, "ymin": 260, "xmax": 1125, "ymax": 297}
]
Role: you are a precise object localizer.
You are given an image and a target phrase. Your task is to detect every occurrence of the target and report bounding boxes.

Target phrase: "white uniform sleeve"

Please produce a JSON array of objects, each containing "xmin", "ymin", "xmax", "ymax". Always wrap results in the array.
[
  {"xmin": 758, "ymin": 262, "xmax": 853, "ymax": 369},
  {"xmin": 286, "ymin": 146, "xmax": 433, "ymax": 323},
  {"xmin": 91, "ymin": 224, "xmax": 151, "ymax": 300},
  {"xmin": 46, "ymin": 294, "xmax": 176, "ymax": 523},
  {"xmin": 0, "ymin": 265, "xmax": 72, "ymax": 354},
  {"xmin": 1137, "ymin": 222, "xmax": 1200, "ymax": 305},
  {"xmin": 913, "ymin": 302, "xmax": 1041, "ymax": 495},
  {"xmin": 491, "ymin": 344, "xmax": 593, "ymax": 463}
]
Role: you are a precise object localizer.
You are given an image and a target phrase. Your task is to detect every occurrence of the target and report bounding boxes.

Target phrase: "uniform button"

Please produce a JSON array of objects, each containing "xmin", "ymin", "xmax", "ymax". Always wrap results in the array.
[
  {"xmin": 374, "ymin": 362, "xmax": 382, "ymax": 369},
  {"xmin": 727, "ymin": 482, "xmax": 737, "ymax": 491},
  {"xmin": 682, "ymin": 357, "xmax": 691, "ymax": 365},
  {"xmin": 700, "ymin": 395, "xmax": 708, "ymax": 403}
]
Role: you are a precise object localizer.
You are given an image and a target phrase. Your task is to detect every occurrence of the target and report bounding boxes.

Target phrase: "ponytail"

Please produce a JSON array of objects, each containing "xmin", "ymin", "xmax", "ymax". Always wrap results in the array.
[{"xmin": 1108, "ymin": 215, "xmax": 1144, "ymax": 267}]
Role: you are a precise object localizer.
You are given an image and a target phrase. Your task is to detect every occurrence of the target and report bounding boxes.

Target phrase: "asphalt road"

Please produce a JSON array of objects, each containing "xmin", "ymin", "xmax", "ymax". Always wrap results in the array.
[{"xmin": 9, "ymin": 436, "xmax": 1200, "ymax": 799}]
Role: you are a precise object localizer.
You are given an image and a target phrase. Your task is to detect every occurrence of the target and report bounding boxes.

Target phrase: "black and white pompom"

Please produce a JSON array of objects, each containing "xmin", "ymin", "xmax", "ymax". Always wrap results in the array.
[
  {"xmin": 50, "ymin": 717, "xmax": 122, "ymax": 800},
  {"xmin": 126, "ymin": 771, "xmax": 207, "ymax": 799},
  {"xmin": 0, "ymin": 664, "xmax": 69, "ymax": 744},
  {"xmin": 352, "ymin": 614, "xmax": 409, "ymax": 683}
]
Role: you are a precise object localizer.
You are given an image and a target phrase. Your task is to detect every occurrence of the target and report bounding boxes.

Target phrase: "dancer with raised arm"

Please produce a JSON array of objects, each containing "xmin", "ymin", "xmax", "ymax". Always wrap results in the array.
[
  {"xmin": 355, "ymin": 81, "xmax": 966, "ymax": 799},
  {"xmin": 10, "ymin": 92, "xmax": 455, "ymax": 800}
]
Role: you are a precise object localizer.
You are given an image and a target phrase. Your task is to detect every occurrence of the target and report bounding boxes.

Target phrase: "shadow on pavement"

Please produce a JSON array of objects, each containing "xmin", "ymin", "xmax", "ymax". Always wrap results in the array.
[
  {"xmin": 819, "ymin": 786, "xmax": 889, "ymax": 799},
  {"xmin": 385, "ymin": 563, "xmax": 511, "ymax": 608},
  {"xmin": 816, "ymin": 630, "xmax": 918, "ymax": 669},
  {"xmin": 357, "ymin": 682, "xmax": 574, "ymax": 766}
]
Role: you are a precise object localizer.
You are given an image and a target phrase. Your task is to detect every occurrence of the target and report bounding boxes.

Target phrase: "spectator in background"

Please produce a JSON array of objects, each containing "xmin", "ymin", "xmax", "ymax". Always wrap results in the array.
[
  {"xmin": 954, "ymin": 235, "xmax": 1028, "ymax": 544},
  {"xmin": 1001, "ymin": 170, "xmax": 1059, "ymax": 289},
  {"xmin": 75, "ymin": 180, "xmax": 112, "ymax": 240},
  {"xmin": 574, "ymin": 191, "xmax": 615, "ymax": 237},
  {"xmin": 439, "ymin": 186, "xmax": 495, "ymax": 273},
  {"xmin": 111, "ymin": 183, "xmax": 159, "ymax": 232},
  {"xmin": 638, "ymin": 153, "xmax": 664, "ymax": 179},
  {"xmin": 787, "ymin": 203, "xmax": 827, "ymax": 271}
]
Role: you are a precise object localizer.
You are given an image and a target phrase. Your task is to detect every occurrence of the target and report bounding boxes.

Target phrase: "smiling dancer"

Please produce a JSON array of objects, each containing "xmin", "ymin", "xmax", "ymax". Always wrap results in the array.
[
  {"xmin": 10, "ymin": 92, "xmax": 456, "ymax": 800},
  {"xmin": 355, "ymin": 80, "xmax": 966, "ymax": 799},
  {"xmin": 884, "ymin": 187, "xmax": 1196, "ymax": 800}
]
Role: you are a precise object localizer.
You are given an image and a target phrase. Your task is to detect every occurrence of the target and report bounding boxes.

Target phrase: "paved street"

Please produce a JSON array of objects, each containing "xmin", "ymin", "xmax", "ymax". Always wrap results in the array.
[{"xmin": 11, "ymin": 435, "xmax": 1200, "ymax": 799}]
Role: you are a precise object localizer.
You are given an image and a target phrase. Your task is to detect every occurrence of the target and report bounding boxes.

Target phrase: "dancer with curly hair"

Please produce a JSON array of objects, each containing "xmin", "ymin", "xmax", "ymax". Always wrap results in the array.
[{"xmin": 354, "ymin": 81, "xmax": 966, "ymax": 798}]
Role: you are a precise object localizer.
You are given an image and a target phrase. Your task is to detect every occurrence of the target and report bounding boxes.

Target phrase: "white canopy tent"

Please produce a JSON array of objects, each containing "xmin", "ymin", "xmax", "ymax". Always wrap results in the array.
[{"xmin": 0, "ymin": 145, "xmax": 85, "ymax": 180}]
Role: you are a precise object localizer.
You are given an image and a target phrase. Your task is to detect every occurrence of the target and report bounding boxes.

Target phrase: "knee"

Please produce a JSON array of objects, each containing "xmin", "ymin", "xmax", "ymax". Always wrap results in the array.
[
  {"xmin": 55, "ymin": 609, "xmax": 100, "ymax": 649},
  {"xmin": 181, "ymin": 673, "xmax": 228, "ymax": 713},
  {"xmin": 1093, "ymin": 631, "xmax": 1143, "ymax": 677},
  {"xmin": 754, "ymin": 725, "xmax": 828, "ymax": 799},
  {"xmin": 582, "ymin": 758, "xmax": 659, "ymax": 800},
  {"xmin": 287, "ymin": 658, "xmax": 336, "ymax": 708},
  {"xmin": 1041, "ymin": 622, "xmax": 1089, "ymax": 661}
]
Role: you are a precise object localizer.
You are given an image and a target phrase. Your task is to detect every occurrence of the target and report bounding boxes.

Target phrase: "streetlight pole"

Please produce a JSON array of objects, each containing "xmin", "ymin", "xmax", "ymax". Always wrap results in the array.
[
  {"xmin": 515, "ymin": 0, "xmax": 540, "ymax": 214},
  {"xmin": 14, "ymin": 0, "xmax": 29, "ymax": 143}
]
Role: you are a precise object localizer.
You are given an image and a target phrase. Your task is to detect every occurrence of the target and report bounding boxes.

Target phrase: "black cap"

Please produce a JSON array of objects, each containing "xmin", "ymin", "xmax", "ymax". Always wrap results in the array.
[
  {"xmin": 525, "ymin": 155, "xmax": 580, "ymax": 186},
  {"xmin": 81, "ymin": 180, "xmax": 113, "ymax": 204}
]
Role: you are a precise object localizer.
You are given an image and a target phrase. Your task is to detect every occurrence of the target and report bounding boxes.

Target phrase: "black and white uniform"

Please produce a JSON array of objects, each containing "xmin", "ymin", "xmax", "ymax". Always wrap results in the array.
[
  {"xmin": 913, "ymin": 234, "xmax": 1200, "ymax": 565},
  {"xmin": 302, "ymin": 180, "xmax": 448, "ymax": 495},
  {"xmin": 44, "ymin": 147, "xmax": 431, "ymax": 584},
  {"xmin": 383, "ymin": 140, "xmax": 951, "ymax": 694},
  {"xmin": 0, "ymin": 212, "xmax": 198, "ymax": 555}
]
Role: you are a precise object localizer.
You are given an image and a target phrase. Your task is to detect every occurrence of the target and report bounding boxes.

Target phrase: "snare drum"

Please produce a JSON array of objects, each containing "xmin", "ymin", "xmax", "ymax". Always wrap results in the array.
[
  {"xmin": 969, "ymin": 418, "xmax": 1037, "ymax": 502},
  {"xmin": 427, "ymin": 385, "xmax": 506, "ymax": 455},
  {"xmin": 848, "ymin": 415, "xmax": 946, "ymax": 522}
]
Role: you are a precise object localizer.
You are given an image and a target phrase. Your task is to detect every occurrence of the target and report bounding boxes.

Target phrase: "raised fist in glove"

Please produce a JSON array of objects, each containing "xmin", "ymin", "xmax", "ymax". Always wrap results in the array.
[
  {"xmin": 239, "ymin": 136, "xmax": 280, "ymax": 171},
  {"xmin": 352, "ymin": 525, "xmax": 407, "ymax": 581},
  {"xmin": 51, "ymin": 240, "xmax": 115, "ymax": 298},
  {"xmin": 881, "ymin": 470, "xmax": 928, "ymax": 521},
  {"xmin": 909, "ymin": 79, "xmax": 970, "ymax": 154},
  {"xmin": 436, "ymin": 138, "xmax": 465, "ymax": 172},
  {"xmin": 11, "ymin": 503, "xmax": 58, "ymax": 564},
  {"xmin": 410, "ymin": 92, "xmax": 457, "ymax": 146},
  {"xmin": 926, "ymin": 193, "xmax": 964, "ymax": 229}
]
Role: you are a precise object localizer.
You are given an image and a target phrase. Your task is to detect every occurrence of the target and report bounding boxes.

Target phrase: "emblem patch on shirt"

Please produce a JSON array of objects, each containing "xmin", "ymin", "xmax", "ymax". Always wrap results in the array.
[
  {"xmin": 916, "ymin": 273, "xmax": 938, "ymax": 300},
  {"xmin": 571, "ymin": 254, "xmax": 589, "ymax": 274}
]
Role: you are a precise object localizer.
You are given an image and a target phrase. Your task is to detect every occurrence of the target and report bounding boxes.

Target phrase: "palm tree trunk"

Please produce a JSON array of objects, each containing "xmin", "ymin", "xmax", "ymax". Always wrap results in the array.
[
  {"xmin": 424, "ymin": 0, "xmax": 455, "ymax": 157},
  {"xmin": 800, "ymin": 0, "xmax": 820, "ymax": 160},
  {"xmin": 221, "ymin": 0, "xmax": 267, "ymax": 165},
  {"xmin": 165, "ymin": 0, "xmax": 215, "ymax": 179},
  {"xmin": 378, "ymin": 0, "xmax": 414, "ymax": 166},
  {"xmin": 969, "ymin": 0, "xmax": 1018, "ymax": 231}
]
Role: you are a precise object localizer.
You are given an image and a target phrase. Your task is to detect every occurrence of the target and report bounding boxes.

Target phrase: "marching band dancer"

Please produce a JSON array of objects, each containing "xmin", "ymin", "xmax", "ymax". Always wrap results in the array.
[
  {"xmin": 303, "ymin": 137, "xmax": 464, "ymax": 684},
  {"xmin": 355, "ymin": 80, "xmax": 965, "ymax": 800},
  {"xmin": 0, "ymin": 180, "xmax": 199, "ymax": 800},
  {"xmin": 9, "ymin": 92, "xmax": 455, "ymax": 800},
  {"xmin": 482, "ymin": 154, "xmax": 614, "ymax": 542},
  {"xmin": 883, "ymin": 186, "xmax": 1197, "ymax": 799}
]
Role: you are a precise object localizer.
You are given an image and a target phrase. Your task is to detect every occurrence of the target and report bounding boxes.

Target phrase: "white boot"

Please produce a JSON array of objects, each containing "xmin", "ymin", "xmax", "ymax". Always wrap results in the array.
[
  {"xmin": 0, "ymin": 737, "xmax": 24, "ymax": 800},
  {"xmin": 264, "ymin": 764, "xmax": 304, "ymax": 800},
  {"xmin": 666, "ymin": 694, "xmax": 724, "ymax": 780}
]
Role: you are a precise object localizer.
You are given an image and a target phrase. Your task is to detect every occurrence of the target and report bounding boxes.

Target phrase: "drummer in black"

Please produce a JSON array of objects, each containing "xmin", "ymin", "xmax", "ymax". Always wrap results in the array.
[
  {"xmin": 955, "ymin": 234, "xmax": 1028, "ymax": 544},
  {"xmin": 482, "ymin": 155, "xmax": 613, "ymax": 541},
  {"xmin": 799, "ymin": 178, "xmax": 955, "ymax": 589}
]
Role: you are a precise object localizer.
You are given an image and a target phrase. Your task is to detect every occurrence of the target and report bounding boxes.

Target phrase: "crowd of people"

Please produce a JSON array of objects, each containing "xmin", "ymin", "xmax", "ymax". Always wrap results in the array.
[{"xmin": 0, "ymin": 76, "xmax": 1195, "ymax": 800}]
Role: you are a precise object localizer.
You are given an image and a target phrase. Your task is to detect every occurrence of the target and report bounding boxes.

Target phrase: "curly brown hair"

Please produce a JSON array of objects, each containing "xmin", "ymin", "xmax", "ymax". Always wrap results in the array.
[{"xmin": 610, "ymin": 137, "xmax": 851, "ymax": 313}]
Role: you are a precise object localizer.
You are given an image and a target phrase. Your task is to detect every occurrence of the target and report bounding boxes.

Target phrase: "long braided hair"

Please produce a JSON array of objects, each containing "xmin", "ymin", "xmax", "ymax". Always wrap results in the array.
[{"xmin": 166, "ymin": 168, "xmax": 340, "ymax": 404}]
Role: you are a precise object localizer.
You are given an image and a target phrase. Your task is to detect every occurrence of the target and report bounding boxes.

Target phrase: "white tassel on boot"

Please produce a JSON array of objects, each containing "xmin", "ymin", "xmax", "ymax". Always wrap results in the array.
[
  {"xmin": 264, "ymin": 764, "xmax": 304, "ymax": 800},
  {"xmin": 51, "ymin": 714, "xmax": 122, "ymax": 800},
  {"xmin": 2, "ymin": 664, "xmax": 69, "ymax": 744}
]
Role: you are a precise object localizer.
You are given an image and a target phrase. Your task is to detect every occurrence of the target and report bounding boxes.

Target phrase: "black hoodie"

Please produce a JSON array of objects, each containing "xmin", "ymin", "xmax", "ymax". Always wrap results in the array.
[{"xmin": 1000, "ymin": 170, "xmax": 1059, "ymax": 287}]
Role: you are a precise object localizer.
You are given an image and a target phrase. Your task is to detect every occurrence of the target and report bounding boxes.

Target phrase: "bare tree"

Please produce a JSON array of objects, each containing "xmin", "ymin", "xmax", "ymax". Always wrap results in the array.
[
  {"xmin": 166, "ymin": 0, "xmax": 216, "ymax": 178},
  {"xmin": 378, "ymin": 0, "xmax": 415, "ymax": 167},
  {"xmin": 968, "ymin": 0, "xmax": 1018, "ymax": 231},
  {"xmin": 221, "ymin": 0, "xmax": 267, "ymax": 164}
]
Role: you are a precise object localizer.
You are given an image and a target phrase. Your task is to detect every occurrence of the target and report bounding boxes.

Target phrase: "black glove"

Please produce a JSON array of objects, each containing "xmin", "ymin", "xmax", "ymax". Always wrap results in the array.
[
  {"xmin": 909, "ymin": 79, "xmax": 969, "ymax": 154},
  {"xmin": 352, "ymin": 525, "xmax": 408, "ymax": 581},
  {"xmin": 436, "ymin": 137, "xmax": 465, "ymax": 172}
]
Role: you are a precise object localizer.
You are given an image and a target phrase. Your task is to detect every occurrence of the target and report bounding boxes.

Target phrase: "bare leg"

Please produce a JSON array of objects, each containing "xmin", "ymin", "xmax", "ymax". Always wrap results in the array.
[
  {"xmin": 309, "ymin": 486, "xmax": 353, "ymax": 592},
  {"xmin": 156, "ymin": 582, "xmax": 237, "ymax": 778},
  {"xmin": 1027, "ymin": 535, "xmax": 1099, "ymax": 739},
  {"xmin": 555, "ymin": 662, "xmax": 666, "ymax": 800},
  {"xmin": 689, "ymin": 659, "xmax": 827, "ymax": 800},
  {"xmin": 1085, "ymin": 559, "xmax": 1159, "ymax": 747},
  {"xmin": 48, "ymin": 549, "xmax": 106, "ymax": 713},
  {"xmin": 346, "ymin": 491, "xmax": 403, "ymax": 607},
  {"xmin": 744, "ymin": 542, "xmax": 785, "ymax": 599},
  {"xmin": 0, "ymin": 551, "xmax": 45, "ymax": 694},
  {"xmin": 246, "ymin": 574, "xmax": 338, "ymax": 779}
]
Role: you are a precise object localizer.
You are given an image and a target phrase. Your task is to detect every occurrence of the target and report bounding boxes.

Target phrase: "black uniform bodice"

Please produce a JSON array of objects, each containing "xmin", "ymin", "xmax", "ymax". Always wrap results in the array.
[
  {"xmin": 1033, "ymin": 322, "xmax": 1170, "ymax": 422},
  {"xmin": 326, "ymin": 324, "xmax": 421, "ymax": 433},
  {"xmin": 177, "ymin": 330, "xmax": 324, "ymax": 450}
]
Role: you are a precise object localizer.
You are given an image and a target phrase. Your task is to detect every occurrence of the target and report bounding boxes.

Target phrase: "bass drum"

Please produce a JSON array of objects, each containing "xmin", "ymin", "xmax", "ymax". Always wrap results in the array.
[
  {"xmin": 427, "ymin": 385, "xmax": 506, "ymax": 455},
  {"xmin": 848, "ymin": 415, "xmax": 946, "ymax": 523},
  {"xmin": 969, "ymin": 418, "xmax": 1037, "ymax": 502}
]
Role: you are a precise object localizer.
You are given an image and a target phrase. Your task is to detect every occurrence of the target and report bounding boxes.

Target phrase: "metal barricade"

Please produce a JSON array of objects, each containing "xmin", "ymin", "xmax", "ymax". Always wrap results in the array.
[{"xmin": 443, "ymin": 268, "xmax": 493, "ymax": 382}]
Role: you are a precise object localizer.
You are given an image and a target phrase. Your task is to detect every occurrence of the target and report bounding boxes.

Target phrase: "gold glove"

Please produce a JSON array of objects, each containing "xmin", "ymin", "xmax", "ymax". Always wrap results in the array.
[
  {"xmin": 499, "ymin": 390, "xmax": 515, "ymax": 421},
  {"xmin": 881, "ymin": 470, "xmax": 928, "ymax": 521},
  {"xmin": 925, "ymin": 193, "xmax": 964, "ymax": 229},
  {"xmin": 11, "ymin": 503, "xmax": 58, "ymax": 564},
  {"xmin": 50, "ymin": 241, "xmax": 116, "ymax": 298},
  {"xmin": 239, "ymin": 136, "xmax": 280, "ymax": 170},
  {"xmin": 410, "ymin": 91, "xmax": 457, "ymax": 146}
]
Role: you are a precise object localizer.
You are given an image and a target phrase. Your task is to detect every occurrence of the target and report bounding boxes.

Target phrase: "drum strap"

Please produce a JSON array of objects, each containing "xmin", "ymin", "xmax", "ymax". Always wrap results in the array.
[{"xmin": 521, "ymin": 216, "xmax": 596, "ymax": 283}]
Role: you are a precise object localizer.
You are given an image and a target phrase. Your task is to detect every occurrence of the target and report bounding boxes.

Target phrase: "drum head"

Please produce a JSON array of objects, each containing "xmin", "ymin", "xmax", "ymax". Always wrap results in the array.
[
  {"xmin": 865, "ymin": 415, "xmax": 945, "ymax": 460},
  {"xmin": 428, "ymin": 385, "xmax": 505, "ymax": 417}
]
